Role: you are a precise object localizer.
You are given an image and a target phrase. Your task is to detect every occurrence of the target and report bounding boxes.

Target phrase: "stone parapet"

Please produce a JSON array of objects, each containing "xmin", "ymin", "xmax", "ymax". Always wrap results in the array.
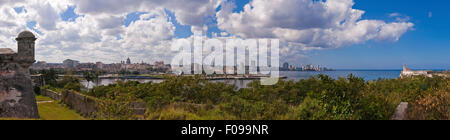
[{"xmin": 0, "ymin": 31, "xmax": 39, "ymax": 119}]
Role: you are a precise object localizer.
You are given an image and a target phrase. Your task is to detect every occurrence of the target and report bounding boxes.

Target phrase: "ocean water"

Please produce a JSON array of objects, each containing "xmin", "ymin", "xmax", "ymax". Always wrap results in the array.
[
  {"xmin": 82, "ymin": 70, "xmax": 402, "ymax": 89},
  {"xmin": 280, "ymin": 70, "xmax": 402, "ymax": 81}
]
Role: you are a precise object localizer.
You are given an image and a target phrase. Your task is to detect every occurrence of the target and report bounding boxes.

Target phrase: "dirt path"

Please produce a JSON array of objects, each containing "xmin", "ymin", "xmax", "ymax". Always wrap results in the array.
[{"xmin": 37, "ymin": 101, "xmax": 54, "ymax": 104}]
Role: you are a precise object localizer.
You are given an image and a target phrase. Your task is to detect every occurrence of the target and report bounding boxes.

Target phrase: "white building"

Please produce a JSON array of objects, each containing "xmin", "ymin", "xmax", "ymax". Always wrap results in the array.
[{"xmin": 400, "ymin": 65, "xmax": 432, "ymax": 78}]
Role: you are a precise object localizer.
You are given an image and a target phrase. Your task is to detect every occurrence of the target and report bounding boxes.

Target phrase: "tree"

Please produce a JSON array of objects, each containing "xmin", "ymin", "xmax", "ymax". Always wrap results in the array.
[
  {"xmin": 41, "ymin": 69, "xmax": 58, "ymax": 86},
  {"xmin": 83, "ymin": 71, "xmax": 95, "ymax": 90},
  {"xmin": 95, "ymin": 93, "xmax": 137, "ymax": 120},
  {"xmin": 58, "ymin": 73, "xmax": 83, "ymax": 92},
  {"xmin": 119, "ymin": 70, "xmax": 128, "ymax": 76},
  {"xmin": 132, "ymin": 71, "xmax": 140, "ymax": 75},
  {"xmin": 94, "ymin": 71, "xmax": 101, "ymax": 86}
]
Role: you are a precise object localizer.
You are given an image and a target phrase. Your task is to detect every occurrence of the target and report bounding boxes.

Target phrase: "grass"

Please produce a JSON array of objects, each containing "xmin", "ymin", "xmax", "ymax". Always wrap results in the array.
[
  {"xmin": 0, "ymin": 118, "xmax": 37, "ymax": 120},
  {"xmin": 35, "ymin": 95, "xmax": 53, "ymax": 102},
  {"xmin": 1, "ymin": 96, "xmax": 86, "ymax": 120},
  {"xmin": 36, "ymin": 94, "xmax": 86, "ymax": 120},
  {"xmin": 37, "ymin": 101, "xmax": 86, "ymax": 120}
]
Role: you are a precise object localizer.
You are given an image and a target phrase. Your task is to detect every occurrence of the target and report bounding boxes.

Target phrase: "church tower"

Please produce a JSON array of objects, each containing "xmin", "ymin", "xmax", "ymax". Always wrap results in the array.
[{"xmin": 126, "ymin": 57, "xmax": 131, "ymax": 64}]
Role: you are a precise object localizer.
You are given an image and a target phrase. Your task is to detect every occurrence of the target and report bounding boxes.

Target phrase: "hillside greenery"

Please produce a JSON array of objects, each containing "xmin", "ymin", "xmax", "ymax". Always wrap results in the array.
[
  {"xmin": 83, "ymin": 75, "xmax": 449, "ymax": 120},
  {"xmin": 37, "ymin": 100, "xmax": 85, "ymax": 120}
]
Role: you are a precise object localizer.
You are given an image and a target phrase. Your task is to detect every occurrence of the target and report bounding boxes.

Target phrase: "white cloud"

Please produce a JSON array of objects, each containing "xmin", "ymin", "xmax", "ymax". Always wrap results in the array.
[
  {"xmin": 36, "ymin": 8, "xmax": 176, "ymax": 63},
  {"xmin": 0, "ymin": 2, "xmax": 29, "ymax": 50},
  {"xmin": 73, "ymin": 0, "xmax": 222, "ymax": 27},
  {"xmin": 217, "ymin": 0, "xmax": 414, "ymax": 52},
  {"xmin": 0, "ymin": 0, "xmax": 181, "ymax": 63},
  {"xmin": 0, "ymin": 0, "xmax": 414, "ymax": 64},
  {"xmin": 0, "ymin": 0, "xmax": 24, "ymax": 7},
  {"xmin": 389, "ymin": 13, "xmax": 411, "ymax": 22}
]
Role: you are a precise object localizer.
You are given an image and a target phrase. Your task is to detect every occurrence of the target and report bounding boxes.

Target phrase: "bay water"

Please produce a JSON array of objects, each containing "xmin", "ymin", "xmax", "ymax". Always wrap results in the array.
[{"xmin": 82, "ymin": 70, "xmax": 402, "ymax": 89}]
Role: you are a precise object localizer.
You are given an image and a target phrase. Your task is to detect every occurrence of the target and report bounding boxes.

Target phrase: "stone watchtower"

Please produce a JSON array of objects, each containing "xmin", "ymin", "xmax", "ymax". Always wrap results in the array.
[
  {"xmin": 16, "ymin": 31, "xmax": 36, "ymax": 65},
  {"xmin": 0, "ymin": 31, "xmax": 39, "ymax": 118}
]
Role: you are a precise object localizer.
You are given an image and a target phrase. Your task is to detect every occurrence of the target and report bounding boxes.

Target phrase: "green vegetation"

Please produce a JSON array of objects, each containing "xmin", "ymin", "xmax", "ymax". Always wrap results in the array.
[
  {"xmin": 35, "ymin": 95, "xmax": 53, "ymax": 102},
  {"xmin": 38, "ymin": 69, "xmax": 86, "ymax": 93},
  {"xmin": 85, "ymin": 75, "xmax": 449, "ymax": 120},
  {"xmin": 1, "ymin": 95, "xmax": 84, "ymax": 120},
  {"xmin": 34, "ymin": 73, "xmax": 448, "ymax": 120},
  {"xmin": 39, "ymin": 69, "xmax": 59, "ymax": 86},
  {"xmin": 53, "ymin": 74, "xmax": 85, "ymax": 92},
  {"xmin": 41, "ymin": 85, "xmax": 64, "ymax": 93},
  {"xmin": 95, "ymin": 93, "xmax": 138, "ymax": 120},
  {"xmin": 37, "ymin": 101, "xmax": 85, "ymax": 120},
  {"xmin": 5, "ymin": 74, "xmax": 448, "ymax": 120},
  {"xmin": 83, "ymin": 71, "xmax": 100, "ymax": 90},
  {"xmin": 36, "ymin": 94, "xmax": 85, "ymax": 120},
  {"xmin": 0, "ymin": 118, "xmax": 37, "ymax": 120}
]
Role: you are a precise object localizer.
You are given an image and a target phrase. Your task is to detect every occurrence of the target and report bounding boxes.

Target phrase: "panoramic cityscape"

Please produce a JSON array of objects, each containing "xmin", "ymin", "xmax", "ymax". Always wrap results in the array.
[
  {"xmin": 0, "ymin": 0, "xmax": 448, "ymax": 133},
  {"xmin": 32, "ymin": 58, "xmax": 334, "ymax": 73}
]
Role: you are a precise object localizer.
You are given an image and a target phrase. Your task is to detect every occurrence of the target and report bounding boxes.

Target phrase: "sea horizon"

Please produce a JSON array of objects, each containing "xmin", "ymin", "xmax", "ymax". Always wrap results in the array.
[{"xmin": 328, "ymin": 69, "xmax": 448, "ymax": 71}]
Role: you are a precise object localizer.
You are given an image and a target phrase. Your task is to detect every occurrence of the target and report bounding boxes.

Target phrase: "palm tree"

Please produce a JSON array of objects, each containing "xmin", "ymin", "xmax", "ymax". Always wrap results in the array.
[
  {"xmin": 83, "ymin": 71, "xmax": 94, "ymax": 91},
  {"xmin": 94, "ymin": 71, "xmax": 101, "ymax": 87}
]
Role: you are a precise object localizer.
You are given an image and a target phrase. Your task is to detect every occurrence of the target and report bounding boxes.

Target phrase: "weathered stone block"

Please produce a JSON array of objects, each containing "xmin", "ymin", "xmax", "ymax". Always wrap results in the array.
[
  {"xmin": 0, "ymin": 31, "xmax": 39, "ymax": 118},
  {"xmin": 391, "ymin": 102, "xmax": 409, "ymax": 120}
]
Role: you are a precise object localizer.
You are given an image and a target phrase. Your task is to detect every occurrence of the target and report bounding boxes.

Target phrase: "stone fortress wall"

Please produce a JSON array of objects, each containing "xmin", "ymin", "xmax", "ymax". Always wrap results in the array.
[
  {"xmin": 0, "ymin": 31, "xmax": 39, "ymax": 118},
  {"xmin": 41, "ymin": 89, "xmax": 147, "ymax": 117}
]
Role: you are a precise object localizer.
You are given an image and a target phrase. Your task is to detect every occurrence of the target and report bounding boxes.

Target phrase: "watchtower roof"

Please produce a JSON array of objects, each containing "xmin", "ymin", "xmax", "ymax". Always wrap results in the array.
[{"xmin": 17, "ymin": 30, "xmax": 35, "ymax": 38}]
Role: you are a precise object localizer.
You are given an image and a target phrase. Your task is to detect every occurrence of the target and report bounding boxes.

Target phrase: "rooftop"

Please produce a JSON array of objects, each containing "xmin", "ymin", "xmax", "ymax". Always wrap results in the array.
[{"xmin": 0, "ymin": 48, "xmax": 15, "ymax": 54}]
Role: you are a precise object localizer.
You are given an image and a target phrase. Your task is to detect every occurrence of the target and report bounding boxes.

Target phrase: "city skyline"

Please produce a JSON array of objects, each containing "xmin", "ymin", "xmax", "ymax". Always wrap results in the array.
[{"xmin": 0, "ymin": 0, "xmax": 448, "ymax": 69}]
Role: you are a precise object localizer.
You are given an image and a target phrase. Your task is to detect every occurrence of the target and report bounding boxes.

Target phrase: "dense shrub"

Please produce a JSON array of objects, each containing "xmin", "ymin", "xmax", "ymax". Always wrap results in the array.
[
  {"xmin": 293, "ymin": 97, "xmax": 327, "ymax": 120},
  {"xmin": 40, "ymin": 69, "xmax": 58, "ymax": 87},
  {"xmin": 85, "ymin": 75, "xmax": 449, "ymax": 120},
  {"xmin": 409, "ymin": 90, "xmax": 449, "ymax": 120},
  {"xmin": 54, "ymin": 74, "xmax": 84, "ymax": 92},
  {"xmin": 95, "ymin": 93, "xmax": 138, "ymax": 120}
]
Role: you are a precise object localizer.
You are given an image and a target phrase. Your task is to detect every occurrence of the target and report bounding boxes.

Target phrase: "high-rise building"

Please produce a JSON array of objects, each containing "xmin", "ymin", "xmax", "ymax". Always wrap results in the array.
[
  {"xmin": 283, "ymin": 62, "xmax": 289, "ymax": 70},
  {"xmin": 63, "ymin": 59, "xmax": 80, "ymax": 68}
]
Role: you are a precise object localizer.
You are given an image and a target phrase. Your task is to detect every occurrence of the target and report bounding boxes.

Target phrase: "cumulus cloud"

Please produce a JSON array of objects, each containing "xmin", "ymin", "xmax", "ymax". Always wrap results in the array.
[
  {"xmin": 0, "ymin": 0, "xmax": 24, "ymax": 6},
  {"xmin": 0, "ymin": 0, "xmax": 181, "ymax": 63},
  {"xmin": 0, "ymin": 2, "xmax": 29, "ymax": 49},
  {"xmin": 37, "ymin": 8, "xmax": 176, "ymax": 63},
  {"xmin": 0, "ymin": 0, "xmax": 414, "ymax": 64},
  {"xmin": 217, "ymin": 0, "xmax": 414, "ymax": 51},
  {"xmin": 73, "ymin": 0, "xmax": 222, "ymax": 26}
]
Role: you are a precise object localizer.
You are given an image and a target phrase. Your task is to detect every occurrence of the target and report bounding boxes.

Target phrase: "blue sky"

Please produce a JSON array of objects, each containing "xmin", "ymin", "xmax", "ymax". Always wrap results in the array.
[
  {"xmin": 170, "ymin": 0, "xmax": 449, "ymax": 69},
  {"xmin": 222, "ymin": 0, "xmax": 449, "ymax": 69},
  {"xmin": 13, "ymin": 0, "xmax": 450, "ymax": 69},
  {"xmin": 306, "ymin": 0, "xmax": 450, "ymax": 69}
]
